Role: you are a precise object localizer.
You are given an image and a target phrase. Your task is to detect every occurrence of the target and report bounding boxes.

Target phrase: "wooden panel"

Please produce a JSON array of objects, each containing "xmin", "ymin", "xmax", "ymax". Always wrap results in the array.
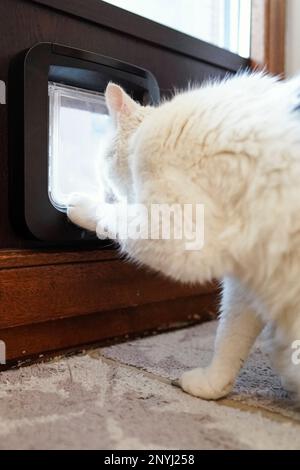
[
  {"xmin": 251, "ymin": 0, "xmax": 286, "ymax": 75},
  {"xmin": 0, "ymin": 254, "xmax": 216, "ymax": 329},
  {"xmin": 0, "ymin": 248, "xmax": 218, "ymax": 364},
  {"xmin": 0, "ymin": 293, "xmax": 218, "ymax": 364},
  {"xmin": 0, "ymin": 248, "xmax": 118, "ymax": 269},
  {"xmin": 266, "ymin": 0, "xmax": 286, "ymax": 75}
]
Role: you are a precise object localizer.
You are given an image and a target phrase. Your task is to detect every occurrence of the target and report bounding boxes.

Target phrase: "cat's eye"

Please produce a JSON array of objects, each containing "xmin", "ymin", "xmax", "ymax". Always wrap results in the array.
[{"xmin": 10, "ymin": 42, "xmax": 159, "ymax": 243}]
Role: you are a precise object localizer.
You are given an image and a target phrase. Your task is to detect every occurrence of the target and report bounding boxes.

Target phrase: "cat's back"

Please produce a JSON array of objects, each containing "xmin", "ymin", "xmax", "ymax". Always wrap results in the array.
[{"xmin": 134, "ymin": 72, "xmax": 300, "ymax": 172}]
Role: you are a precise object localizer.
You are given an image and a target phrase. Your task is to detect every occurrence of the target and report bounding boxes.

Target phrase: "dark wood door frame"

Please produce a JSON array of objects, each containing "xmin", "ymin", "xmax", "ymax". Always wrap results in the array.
[{"xmin": 251, "ymin": 0, "xmax": 286, "ymax": 75}]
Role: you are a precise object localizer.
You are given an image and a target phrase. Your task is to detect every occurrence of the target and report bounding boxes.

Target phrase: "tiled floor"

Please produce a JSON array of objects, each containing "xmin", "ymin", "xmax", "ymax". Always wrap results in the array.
[{"xmin": 0, "ymin": 321, "xmax": 299, "ymax": 449}]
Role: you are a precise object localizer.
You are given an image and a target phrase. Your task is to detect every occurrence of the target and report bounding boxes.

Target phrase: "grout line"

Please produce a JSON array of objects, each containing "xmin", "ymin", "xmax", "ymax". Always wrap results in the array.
[
  {"xmin": 94, "ymin": 352, "xmax": 300, "ymax": 426},
  {"xmin": 216, "ymin": 398, "xmax": 300, "ymax": 425}
]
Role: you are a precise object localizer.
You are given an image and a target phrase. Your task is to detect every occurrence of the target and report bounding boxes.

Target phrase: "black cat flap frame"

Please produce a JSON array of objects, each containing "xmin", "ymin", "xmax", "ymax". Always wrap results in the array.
[{"xmin": 10, "ymin": 42, "xmax": 160, "ymax": 243}]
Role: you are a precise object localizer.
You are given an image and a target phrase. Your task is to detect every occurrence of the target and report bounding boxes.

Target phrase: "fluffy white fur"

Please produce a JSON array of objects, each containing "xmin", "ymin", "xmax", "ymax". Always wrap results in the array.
[{"xmin": 68, "ymin": 73, "xmax": 300, "ymax": 400}]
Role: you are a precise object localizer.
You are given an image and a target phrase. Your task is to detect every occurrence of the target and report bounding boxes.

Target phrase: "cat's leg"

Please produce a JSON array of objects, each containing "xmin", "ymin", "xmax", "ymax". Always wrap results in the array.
[
  {"xmin": 278, "ymin": 349, "xmax": 300, "ymax": 397},
  {"xmin": 180, "ymin": 277, "xmax": 264, "ymax": 400},
  {"xmin": 67, "ymin": 193, "xmax": 100, "ymax": 232},
  {"xmin": 271, "ymin": 319, "xmax": 300, "ymax": 399},
  {"xmin": 288, "ymin": 340, "xmax": 300, "ymax": 399}
]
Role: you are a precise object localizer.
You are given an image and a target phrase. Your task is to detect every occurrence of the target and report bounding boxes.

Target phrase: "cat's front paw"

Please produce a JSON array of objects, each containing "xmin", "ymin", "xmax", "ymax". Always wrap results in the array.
[
  {"xmin": 180, "ymin": 367, "xmax": 234, "ymax": 400},
  {"xmin": 67, "ymin": 193, "xmax": 99, "ymax": 232}
]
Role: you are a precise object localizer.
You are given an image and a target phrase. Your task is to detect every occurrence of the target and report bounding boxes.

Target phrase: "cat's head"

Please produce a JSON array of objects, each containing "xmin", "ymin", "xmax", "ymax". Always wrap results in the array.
[{"xmin": 102, "ymin": 83, "xmax": 153, "ymax": 201}]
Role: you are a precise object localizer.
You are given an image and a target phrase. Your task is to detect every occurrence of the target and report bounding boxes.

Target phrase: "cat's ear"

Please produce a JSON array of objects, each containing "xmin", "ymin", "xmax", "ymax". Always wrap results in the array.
[{"xmin": 105, "ymin": 83, "xmax": 138, "ymax": 122}]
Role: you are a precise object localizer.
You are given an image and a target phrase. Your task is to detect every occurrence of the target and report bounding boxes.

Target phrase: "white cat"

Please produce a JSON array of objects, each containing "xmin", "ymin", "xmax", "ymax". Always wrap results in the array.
[{"xmin": 68, "ymin": 73, "xmax": 300, "ymax": 400}]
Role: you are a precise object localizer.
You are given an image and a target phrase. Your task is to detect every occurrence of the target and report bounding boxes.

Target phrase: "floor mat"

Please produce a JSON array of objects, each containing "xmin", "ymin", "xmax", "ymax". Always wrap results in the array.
[{"xmin": 0, "ymin": 321, "xmax": 299, "ymax": 449}]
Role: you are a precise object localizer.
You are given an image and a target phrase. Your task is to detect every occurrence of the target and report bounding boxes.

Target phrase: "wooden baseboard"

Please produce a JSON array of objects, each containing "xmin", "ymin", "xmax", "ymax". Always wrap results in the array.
[
  {"xmin": 0, "ymin": 249, "xmax": 219, "ymax": 365},
  {"xmin": 0, "ymin": 293, "xmax": 217, "ymax": 365}
]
